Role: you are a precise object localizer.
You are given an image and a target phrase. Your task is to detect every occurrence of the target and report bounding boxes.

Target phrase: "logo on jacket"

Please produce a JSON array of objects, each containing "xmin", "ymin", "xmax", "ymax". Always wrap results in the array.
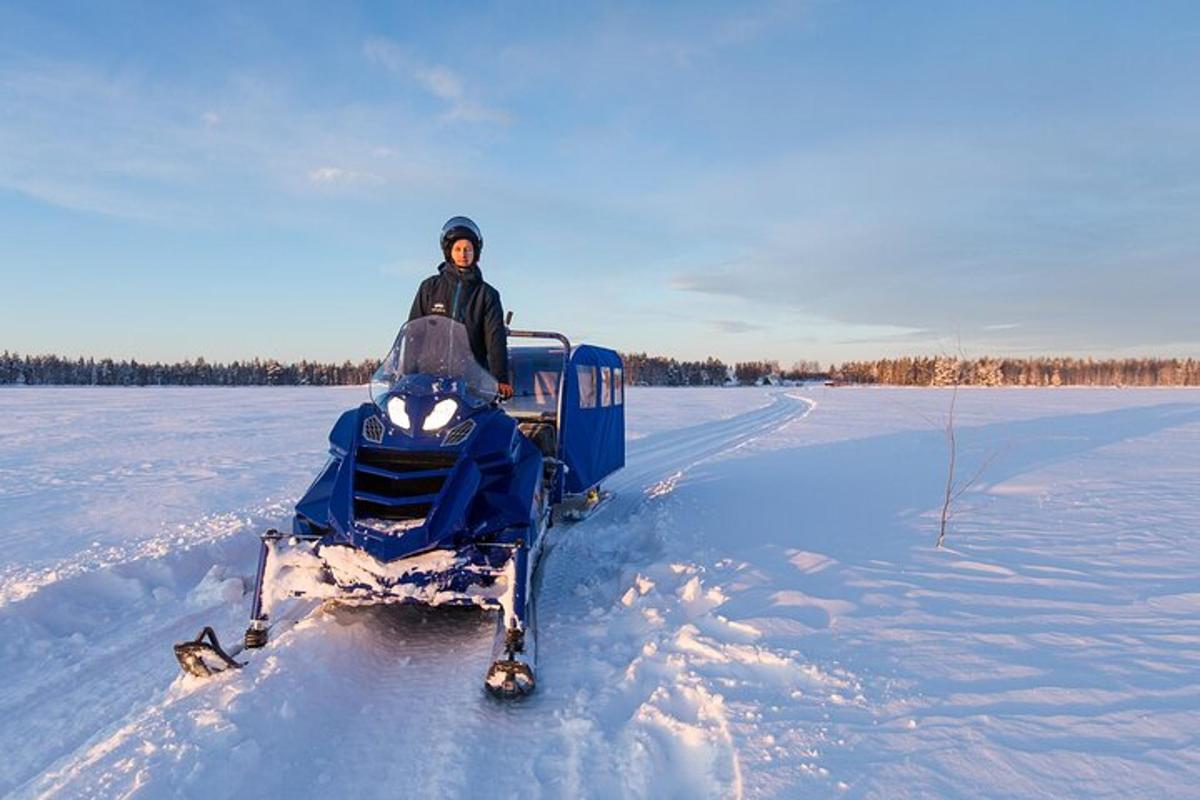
[{"xmin": 432, "ymin": 302, "xmax": 447, "ymax": 315}]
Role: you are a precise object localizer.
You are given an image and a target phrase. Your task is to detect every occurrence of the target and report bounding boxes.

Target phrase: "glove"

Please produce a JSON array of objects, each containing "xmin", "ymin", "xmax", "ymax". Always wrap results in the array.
[{"xmin": 498, "ymin": 382, "xmax": 514, "ymax": 400}]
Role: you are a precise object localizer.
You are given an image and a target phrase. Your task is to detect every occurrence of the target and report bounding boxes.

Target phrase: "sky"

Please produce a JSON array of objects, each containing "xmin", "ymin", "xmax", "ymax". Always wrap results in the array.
[{"xmin": 2, "ymin": 0, "xmax": 1198, "ymax": 366}]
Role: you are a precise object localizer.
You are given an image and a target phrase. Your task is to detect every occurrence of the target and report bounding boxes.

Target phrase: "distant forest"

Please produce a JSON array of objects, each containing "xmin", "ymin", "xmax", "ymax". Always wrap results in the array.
[
  {"xmin": 833, "ymin": 356, "xmax": 1200, "ymax": 387},
  {"xmin": 0, "ymin": 351, "xmax": 822, "ymax": 387},
  {"xmin": 1, "ymin": 351, "xmax": 1197, "ymax": 387},
  {"xmin": 0, "ymin": 352, "xmax": 378, "ymax": 387},
  {"xmin": 620, "ymin": 355, "xmax": 824, "ymax": 386}
]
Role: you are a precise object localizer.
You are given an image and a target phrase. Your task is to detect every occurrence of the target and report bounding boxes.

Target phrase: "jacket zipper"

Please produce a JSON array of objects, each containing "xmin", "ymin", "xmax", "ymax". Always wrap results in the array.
[{"xmin": 451, "ymin": 281, "xmax": 462, "ymax": 321}]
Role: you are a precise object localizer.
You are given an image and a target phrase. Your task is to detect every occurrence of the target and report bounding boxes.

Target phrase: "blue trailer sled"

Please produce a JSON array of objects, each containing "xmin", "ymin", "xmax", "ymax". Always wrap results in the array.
[{"xmin": 174, "ymin": 316, "xmax": 625, "ymax": 697}]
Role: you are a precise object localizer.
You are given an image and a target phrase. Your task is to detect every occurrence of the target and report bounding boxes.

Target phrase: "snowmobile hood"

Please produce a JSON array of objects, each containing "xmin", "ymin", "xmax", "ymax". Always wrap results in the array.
[{"xmin": 297, "ymin": 396, "xmax": 538, "ymax": 564}]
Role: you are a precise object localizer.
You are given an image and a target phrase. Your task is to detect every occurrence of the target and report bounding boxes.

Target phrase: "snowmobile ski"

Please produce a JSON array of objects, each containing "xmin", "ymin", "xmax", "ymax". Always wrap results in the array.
[
  {"xmin": 173, "ymin": 595, "xmax": 317, "ymax": 679},
  {"xmin": 558, "ymin": 487, "xmax": 614, "ymax": 522},
  {"xmin": 485, "ymin": 620, "xmax": 536, "ymax": 698},
  {"xmin": 173, "ymin": 626, "xmax": 243, "ymax": 678}
]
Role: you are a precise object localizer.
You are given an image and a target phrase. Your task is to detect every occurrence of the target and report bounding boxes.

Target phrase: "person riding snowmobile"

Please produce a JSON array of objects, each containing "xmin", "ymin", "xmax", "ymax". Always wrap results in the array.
[{"xmin": 409, "ymin": 216, "xmax": 513, "ymax": 399}]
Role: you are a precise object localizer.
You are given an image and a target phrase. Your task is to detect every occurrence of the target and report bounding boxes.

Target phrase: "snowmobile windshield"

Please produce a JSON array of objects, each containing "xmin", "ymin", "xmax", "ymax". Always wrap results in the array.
[{"xmin": 370, "ymin": 315, "xmax": 498, "ymax": 406}]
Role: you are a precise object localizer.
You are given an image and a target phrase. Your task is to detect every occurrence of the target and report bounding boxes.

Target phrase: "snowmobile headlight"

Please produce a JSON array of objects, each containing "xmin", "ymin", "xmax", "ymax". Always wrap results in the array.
[
  {"xmin": 422, "ymin": 398, "xmax": 458, "ymax": 431},
  {"xmin": 386, "ymin": 396, "xmax": 411, "ymax": 429}
]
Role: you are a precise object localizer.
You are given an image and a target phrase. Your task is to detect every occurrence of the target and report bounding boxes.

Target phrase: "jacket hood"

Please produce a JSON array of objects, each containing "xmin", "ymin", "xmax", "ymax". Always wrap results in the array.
[{"xmin": 437, "ymin": 261, "xmax": 483, "ymax": 284}]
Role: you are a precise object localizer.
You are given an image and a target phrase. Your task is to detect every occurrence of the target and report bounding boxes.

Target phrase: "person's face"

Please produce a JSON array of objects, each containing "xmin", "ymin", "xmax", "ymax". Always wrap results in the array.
[{"xmin": 450, "ymin": 239, "xmax": 475, "ymax": 268}]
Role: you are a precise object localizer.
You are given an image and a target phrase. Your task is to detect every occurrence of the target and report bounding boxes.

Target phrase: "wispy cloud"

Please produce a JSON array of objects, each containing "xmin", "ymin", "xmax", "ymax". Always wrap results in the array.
[
  {"xmin": 643, "ymin": 6, "xmax": 784, "ymax": 66},
  {"xmin": 307, "ymin": 166, "xmax": 383, "ymax": 187},
  {"xmin": 0, "ymin": 58, "xmax": 469, "ymax": 222},
  {"xmin": 659, "ymin": 122, "xmax": 1200, "ymax": 355},
  {"xmin": 416, "ymin": 65, "xmax": 462, "ymax": 101},
  {"xmin": 710, "ymin": 319, "xmax": 766, "ymax": 334},
  {"xmin": 363, "ymin": 37, "xmax": 511, "ymax": 124},
  {"xmin": 360, "ymin": 37, "xmax": 405, "ymax": 72}
]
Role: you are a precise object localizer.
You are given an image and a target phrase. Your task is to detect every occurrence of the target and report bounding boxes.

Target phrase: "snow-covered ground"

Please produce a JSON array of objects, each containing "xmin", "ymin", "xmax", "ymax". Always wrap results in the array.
[{"xmin": 2, "ymin": 385, "xmax": 1198, "ymax": 799}]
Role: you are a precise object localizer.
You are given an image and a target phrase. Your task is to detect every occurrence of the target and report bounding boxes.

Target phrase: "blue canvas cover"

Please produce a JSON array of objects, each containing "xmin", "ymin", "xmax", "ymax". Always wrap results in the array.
[{"xmin": 560, "ymin": 345, "xmax": 625, "ymax": 494}]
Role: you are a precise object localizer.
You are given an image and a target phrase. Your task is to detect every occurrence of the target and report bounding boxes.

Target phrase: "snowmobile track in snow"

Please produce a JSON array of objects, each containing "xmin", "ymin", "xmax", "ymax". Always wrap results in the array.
[
  {"xmin": 536, "ymin": 392, "xmax": 813, "ymax": 600},
  {"xmin": 614, "ymin": 391, "xmax": 813, "ymax": 491}
]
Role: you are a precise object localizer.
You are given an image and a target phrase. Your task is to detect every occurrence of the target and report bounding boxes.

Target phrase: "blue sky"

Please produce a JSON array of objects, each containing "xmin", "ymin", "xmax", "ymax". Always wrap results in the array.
[{"xmin": 2, "ymin": 1, "xmax": 1198, "ymax": 366}]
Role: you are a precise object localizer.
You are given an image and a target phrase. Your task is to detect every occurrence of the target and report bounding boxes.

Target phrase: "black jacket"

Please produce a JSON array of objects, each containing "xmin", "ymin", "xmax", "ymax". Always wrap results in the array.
[{"xmin": 408, "ymin": 263, "xmax": 509, "ymax": 384}]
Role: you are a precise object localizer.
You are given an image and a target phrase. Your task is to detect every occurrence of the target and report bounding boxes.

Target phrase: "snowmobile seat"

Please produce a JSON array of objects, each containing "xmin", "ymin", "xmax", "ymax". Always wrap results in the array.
[{"xmin": 518, "ymin": 421, "xmax": 557, "ymax": 459}]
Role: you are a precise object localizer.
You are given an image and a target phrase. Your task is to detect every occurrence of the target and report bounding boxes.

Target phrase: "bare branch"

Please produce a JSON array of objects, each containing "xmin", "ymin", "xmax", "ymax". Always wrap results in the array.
[
  {"xmin": 951, "ymin": 445, "xmax": 1006, "ymax": 504},
  {"xmin": 937, "ymin": 384, "xmax": 958, "ymax": 549}
]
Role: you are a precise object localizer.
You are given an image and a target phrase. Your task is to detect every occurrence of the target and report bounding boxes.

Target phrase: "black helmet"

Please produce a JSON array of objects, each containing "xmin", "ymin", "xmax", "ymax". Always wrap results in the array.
[{"xmin": 440, "ymin": 216, "xmax": 483, "ymax": 262}]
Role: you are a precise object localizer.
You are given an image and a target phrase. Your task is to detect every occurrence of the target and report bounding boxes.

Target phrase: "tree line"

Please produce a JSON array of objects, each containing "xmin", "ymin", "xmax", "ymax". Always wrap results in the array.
[
  {"xmin": 620, "ymin": 353, "xmax": 729, "ymax": 386},
  {"xmin": 620, "ymin": 354, "xmax": 825, "ymax": 386},
  {"xmin": 0, "ymin": 352, "xmax": 378, "ymax": 386},
  {"xmin": 1, "ymin": 350, "xmax": 826, "ymax": 387},
  {"xmin": 833, "ymin": 356, "xmax": 1200, "ymax": 387},
  {"xmin": 3, "ymin": 350, "xmax": 1197, "ymax": 387}
]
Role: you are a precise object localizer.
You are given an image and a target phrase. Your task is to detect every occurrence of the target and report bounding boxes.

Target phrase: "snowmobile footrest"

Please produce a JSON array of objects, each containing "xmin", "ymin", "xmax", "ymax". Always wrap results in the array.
[{"xmin": 174, "ymin": 626, "xmax": 244, "ymax": 678}]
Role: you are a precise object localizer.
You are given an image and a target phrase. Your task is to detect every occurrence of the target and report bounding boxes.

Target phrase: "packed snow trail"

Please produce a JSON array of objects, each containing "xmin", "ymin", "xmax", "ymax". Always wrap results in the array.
[{"xmin": 5, "ymin": 387, "xmax": 1200, "ymax": 798}]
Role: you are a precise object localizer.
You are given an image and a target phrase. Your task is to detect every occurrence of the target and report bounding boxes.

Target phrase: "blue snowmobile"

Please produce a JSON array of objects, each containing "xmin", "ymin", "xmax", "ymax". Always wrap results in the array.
[{"xmin": 174, "ymin": 315, "xmax": 625, "ymax": 697}]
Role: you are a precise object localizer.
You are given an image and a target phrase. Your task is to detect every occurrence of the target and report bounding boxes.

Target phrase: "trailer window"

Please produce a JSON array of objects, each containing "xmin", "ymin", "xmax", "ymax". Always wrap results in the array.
[
  {"xmin": 613, "ymin": 368, "xmax": 623, "ymax": 405},
  {"xmin": 507, "ymin": 346, "xmax": 564, "ymax": 418},
  {"xmin": 577, "ymin": 365, "xmax": 596, "ymax": 408},
  {"xmin": 599, "ymin": 367, "xmax": 612, "ymax": 407}
]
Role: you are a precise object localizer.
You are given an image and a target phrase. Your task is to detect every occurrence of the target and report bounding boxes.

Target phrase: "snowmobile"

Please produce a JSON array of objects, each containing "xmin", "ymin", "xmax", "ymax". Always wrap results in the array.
[{"xmin": 174, "ymin": 315, "xmax": 625, "ymax": 697}]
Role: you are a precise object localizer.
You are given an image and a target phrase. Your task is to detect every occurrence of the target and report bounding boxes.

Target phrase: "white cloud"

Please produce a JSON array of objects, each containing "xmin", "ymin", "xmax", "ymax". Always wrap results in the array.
[
  {"xmin": 363, "ymin": 37, "xmax": 510, "ymax": 126},
  {"xmin": 307, "ymin": 166, "xmax": 383, "ymax": 186},
  {"xmin": 416, "ymin": 66, "xmax": 463, "ymax": 101},
  {"xmin": 362, "ymin": 36, "xmax": 407, "ymax": 72},
  {"xmin": 710, "ymin": 319, "xmax": 765, "ymax": 334},
  {"xmin": 0, "ymin": 58, "xmax": 475, "ymax": 220},
  {"xmin": 441, "ymin": 101, "xmax": 511, "ymax": 125}
]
